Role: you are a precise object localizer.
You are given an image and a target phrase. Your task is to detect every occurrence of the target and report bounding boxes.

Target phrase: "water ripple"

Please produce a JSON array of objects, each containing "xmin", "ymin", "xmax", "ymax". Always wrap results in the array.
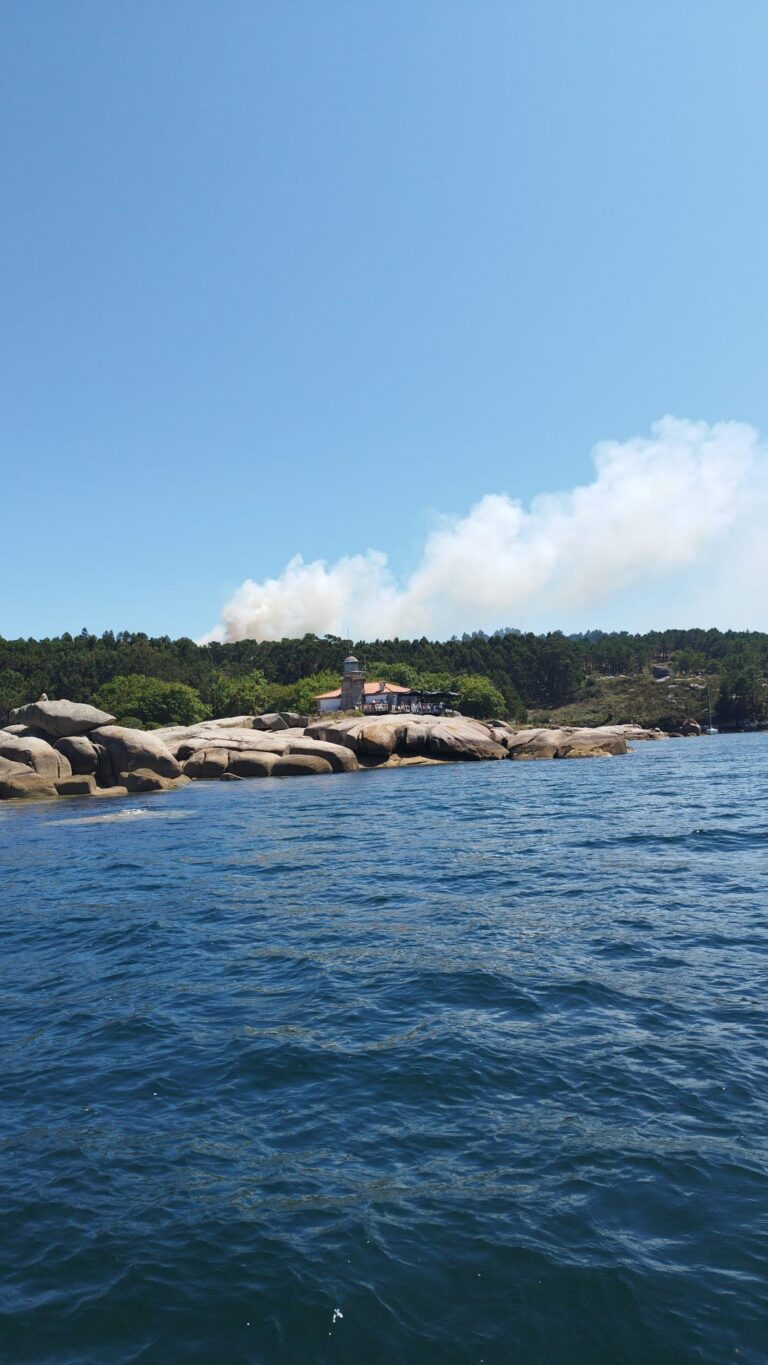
[{"xmin": 1, "ymin": 734, "xmax": 768, "ymax": 1362}]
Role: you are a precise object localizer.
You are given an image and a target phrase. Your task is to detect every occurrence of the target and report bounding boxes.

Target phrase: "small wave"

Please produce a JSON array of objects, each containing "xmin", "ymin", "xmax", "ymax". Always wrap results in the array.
[
  {"xmin": 576, "ymin": 826, "xmax": 767, "ymax": 851},
  {"xmin": 3, "ymin": 733, "xmax": 768, "ymax": 1365},
  {"xmin": 52, "ymin": 807, "xmax": 192, "ymax": 826}
]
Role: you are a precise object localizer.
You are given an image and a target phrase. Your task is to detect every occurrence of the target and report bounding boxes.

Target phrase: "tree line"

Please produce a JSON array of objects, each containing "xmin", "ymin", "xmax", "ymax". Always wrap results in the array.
[{"xmin": 1, "ymin": 626, "xmax": 767, "ymax": 727}]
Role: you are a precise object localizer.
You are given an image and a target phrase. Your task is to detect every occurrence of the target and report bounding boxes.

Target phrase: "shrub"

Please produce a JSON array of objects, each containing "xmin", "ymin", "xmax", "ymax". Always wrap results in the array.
[
  {"xmin": 94, "ymin": 675, "xmax": 208, "ymax": 727},
  {"xmin": 208, "ymin": 671, "xmax": 269, "ymax": 718},
  {"xmin": 290, "ymin": 671, "xmax": 341, "ymax": 715},
  {"xmin": 456, "ymin": 674, "xmax": 507, "ymax": 719}
]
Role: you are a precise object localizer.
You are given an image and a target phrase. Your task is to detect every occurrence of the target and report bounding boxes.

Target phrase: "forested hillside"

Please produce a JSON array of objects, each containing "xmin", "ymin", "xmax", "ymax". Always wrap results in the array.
[{"xmin": 1, "ymin": 627, "xmax": 767, "ymax": 729}]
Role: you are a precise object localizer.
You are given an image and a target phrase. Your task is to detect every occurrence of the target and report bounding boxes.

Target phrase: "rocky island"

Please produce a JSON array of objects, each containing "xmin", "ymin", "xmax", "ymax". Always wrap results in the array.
[{"xmin": 0, "ymin": 697, "xmax": 668, "ymax": 802}]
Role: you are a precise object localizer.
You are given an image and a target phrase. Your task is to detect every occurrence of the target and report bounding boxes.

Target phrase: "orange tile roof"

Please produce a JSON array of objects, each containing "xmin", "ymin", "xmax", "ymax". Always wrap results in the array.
[{"xmin": 314, "ymin": 680, "xmax": 412, "ymax": 700}]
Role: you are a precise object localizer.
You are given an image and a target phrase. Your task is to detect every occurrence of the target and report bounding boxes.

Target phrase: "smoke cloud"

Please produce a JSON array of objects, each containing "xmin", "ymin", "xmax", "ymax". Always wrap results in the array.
[{"xmin": 202, "ymin": 417, "xmax": 765, "ymax": 642}]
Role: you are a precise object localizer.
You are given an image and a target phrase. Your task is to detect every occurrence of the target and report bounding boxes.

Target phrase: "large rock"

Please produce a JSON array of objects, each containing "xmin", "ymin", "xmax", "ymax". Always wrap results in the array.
[
  {"xmin": 600, "ymin": 724, "xmax": 666, "ymax": 742},
  {"xmin": 504, "ymin": 727, "xmax": 628, "ymax": 759},
  {"xmin": 179, "ymin": 732, "xmax": 294, "ymax": 761},
  {"xmin": 227, "ymin": 751, "xmax": 280, "ymax": 777},
  {"xmin": 251, "ymin": 712, "xmax": 288, "ymax": 732},
  {"xmin": 505, "ymin": 730, "xmax": 562, "ymax": 760},
  {"xmin": 196, "ymin": 715, "xmax": 256, "ymax": 730},
  {"xmin": 249, "ymin": 711, "xmax": 307, "ymax": 730},
  {"xmin": 0, "ymin": 762, "xmax": 59, "ymax": 800},
  {"xmin": 183, "ymin": 748, "xmax": 231, "ymax": 779},
  {"xmin": 56, "ymin": 775, "xmax": 98, "ymax": 797},
  {"xmin": 155, "ymin": 724, "xmax": 294, "ymax": 761},
  {"xmin": 285, "ymin": 737, "xmax": 359, "ymax": 772},
  {"xmin": 380, "ymin": 754, "xmax": 449, "ymax": 768},
  {"xmin": 120, "ymin": 769, "xmax": 191, "ymax": 793},
  {"xmin": 9, "ymin": 699, "xmax": 116, "ymax": 738},
  {"xmin": 93, "ymin": 741, "xmax": 116, "ymax": 788},
  {"xmin": 303, "ymin": 718, "xmax": 355, "ymax": 744},
  {"xmin": 557, "ymin": 729, "xmax": 627, "ymax": 758},
  {"xmin": 55, "ymin": 735, "xmax": 99, "ymax": 774},
  {"xmin": 305, "ymin": 714, "xmax": 506, "ymax": 763},
  {"xmin": 0, "ymin": 755, "xmax": 29, "ymax": 778},
  {"xmin": 353, "ymin": 719, "xmax": 408, "ymax": 757},
  {"xmin": 0, "ymin": 756, "xmax": 37, "ymax": 798},
  {"xmin": 304, "ymin": 716, "xmax": 406, "ymax": 757},
  {"xmin": 171, "ymin": 734, "xmax": 224, "ymax": 761},
  {"xmin": 181, "ymin": 748, "xmax": 283, "ymax": 780},
  {"xmin": 0, "ymin": 735, "xmax": 72, "ymax": 779},
  {"xmin": 272, "ymin": 754, "xmax": 333, "ymax": 777},
  {"xmin": 92, "ymin": 726, "xmax": 182, "ymax": 778},
  {"xmin": 426, "ymin": 718, "xmax": 507, "ymax": 762}
]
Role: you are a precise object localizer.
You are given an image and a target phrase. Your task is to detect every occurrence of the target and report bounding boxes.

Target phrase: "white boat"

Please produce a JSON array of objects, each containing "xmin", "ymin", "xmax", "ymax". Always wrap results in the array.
[{"xmin": 704, "ymin": 687, "xmax": 718, "ymax": 735}]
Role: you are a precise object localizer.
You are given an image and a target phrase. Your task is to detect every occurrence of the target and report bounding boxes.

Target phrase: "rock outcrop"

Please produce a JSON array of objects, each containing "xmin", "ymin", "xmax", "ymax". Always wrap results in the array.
[
  {"xmin": 9, "ymin": 699, "xmax": 116, "ymax": 738},
  {"xmin": 0, "ymin": 700, "xmax": 671, "ymax": 801},
  {"xmin": 303, "ymin": 714, "xmax": 508, "ymax": 761},
  {"xmin": 56, "ymin": 775, "xmax": 98, "ymax": 797},
  {"xmin": 284, "ymin": 737, "xmax": 359, "ymax": 772},
  {"xmin": 502, "ymin": 727, "xmax": 628, "ymax": 759},
  {"xmin": 182, "ymin": 748, "xmax": 231, "ymax": 779},
  {"xmin": 121, "ymin": 770, "xmax": 190, "ymax": 793},
  {"xmin": 0, "ymin": 761, "xmax": 59, "ymax": 800},
  {"xmin": 91, "ymin": 726, "xmax": 182, "ymax": 779},
  {"xmin": 0, "ymin": 734, "xmax": 72, "ymax": 779},
  {"xmin": 272, "ymin": 754, "xmax": 333, "ymax": 777},
  {"xmin": 227, "ymin": 752, "xmax": 279, "ymax": 778},
  {"xmin": 249, "ymin": 712, "xmax": 309, "ymax": 733},
  {"xmin": 55, "ymin": 735, "xmax": 99, "ymax": 774}
]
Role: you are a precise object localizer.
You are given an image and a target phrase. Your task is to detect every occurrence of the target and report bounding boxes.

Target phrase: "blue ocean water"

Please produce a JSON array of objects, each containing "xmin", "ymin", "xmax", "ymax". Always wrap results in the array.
[{"xmin": 1, "ymin": 735, "xmax": 767, "ymax": 1365}]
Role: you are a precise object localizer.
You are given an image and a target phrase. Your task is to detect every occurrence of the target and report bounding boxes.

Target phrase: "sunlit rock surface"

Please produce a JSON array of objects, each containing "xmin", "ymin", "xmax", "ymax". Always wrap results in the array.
[{"xmin": 0, "ymin": 703, "xmax": 669, "ymax": 800}]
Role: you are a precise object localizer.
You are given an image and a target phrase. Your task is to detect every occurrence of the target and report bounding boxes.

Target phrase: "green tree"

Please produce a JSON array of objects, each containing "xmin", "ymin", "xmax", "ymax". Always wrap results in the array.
[
  {"xmin": 366, "ymin": 660, "xmax": 421, "ymax": 689},
  {"xmin": 209, "ymin": 670, "xmax": 269, "ymax": 717},
  {"xmin": 261, "ymin": 681, "xmax": 303, "ymax": 713},
  {"xmin": 715, "ymin": 666, "xmax": 768, "ymax": 727},
  {"xmin": 0, "ymin": 669, "xmax": 29, "ymax": 724},
  {"xmin": 413, "ymin": 669, "xmax": 454, "ymax": 692},
  {"xmin": 94, "ymin": 674, "xmax": 208, "ymax": 726},
  {"xmin": 533, "ymin": 633, "xmax": 583, "ymax": 705},
  {"xmin": 672, "ymin": 648, "xmax": 707, "ymax": 675},
  {"xmin": 456, "ymin": 674, "xmax": 507, "ymax": 719},
  {"xmin": 291, "ymin": 671, "xmax": 342, "ymax": 715},
  {"xmin": 500, "ymin": 682, "xmax": 528, "ymax": 722},
  {"xmin": 6, "ymin": 625, "xmax": 768, "ymax": 727}
]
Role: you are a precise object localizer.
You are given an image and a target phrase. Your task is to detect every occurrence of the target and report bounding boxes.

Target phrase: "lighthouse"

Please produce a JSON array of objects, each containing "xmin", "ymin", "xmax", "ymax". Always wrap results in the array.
[{"xmin": 339, "ymin": 654, "xmax": 365, "ymax": 710}]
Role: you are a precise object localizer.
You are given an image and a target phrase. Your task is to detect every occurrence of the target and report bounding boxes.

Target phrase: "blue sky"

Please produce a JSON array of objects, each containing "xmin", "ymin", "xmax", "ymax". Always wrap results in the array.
[{"xmin": 3, "ymin": 2, "xmax": 768, "ymax": 640}]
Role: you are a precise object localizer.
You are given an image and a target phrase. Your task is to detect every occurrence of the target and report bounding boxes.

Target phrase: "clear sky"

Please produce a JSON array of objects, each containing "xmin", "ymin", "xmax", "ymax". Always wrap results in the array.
[{"xmin": 3, "ymin": 1, "xmax": 768, "ymax": 641}]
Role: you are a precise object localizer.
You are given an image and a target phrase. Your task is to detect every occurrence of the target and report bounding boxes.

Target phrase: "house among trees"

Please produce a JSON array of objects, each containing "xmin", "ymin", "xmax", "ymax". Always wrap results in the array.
[{"xmin": 314, "ymin": 656, "xmax": 458, "ymax": 715}]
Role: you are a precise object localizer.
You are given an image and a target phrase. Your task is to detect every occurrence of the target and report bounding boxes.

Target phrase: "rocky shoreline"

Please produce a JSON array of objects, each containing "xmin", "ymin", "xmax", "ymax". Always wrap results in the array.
[{"xmin": 0, "ymin": 698, "xmax": 669, "ymax": 802}]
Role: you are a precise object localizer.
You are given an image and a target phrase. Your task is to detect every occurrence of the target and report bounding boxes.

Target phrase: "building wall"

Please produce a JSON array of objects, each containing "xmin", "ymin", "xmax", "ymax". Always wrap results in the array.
[{"xmin": 340, "ymin": 672, "xmax": 365, "ymax": 709}]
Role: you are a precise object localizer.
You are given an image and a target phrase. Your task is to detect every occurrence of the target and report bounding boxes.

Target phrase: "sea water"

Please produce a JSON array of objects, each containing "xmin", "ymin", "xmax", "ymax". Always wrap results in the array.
[{"xmin": 1, "ymin": 735, "xmax": 767, "ymax": 1363}]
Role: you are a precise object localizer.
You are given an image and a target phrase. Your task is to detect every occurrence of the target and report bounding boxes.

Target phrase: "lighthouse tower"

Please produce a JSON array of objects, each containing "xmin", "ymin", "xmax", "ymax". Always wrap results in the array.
[{"xmin": 340, "ymin": 654, "xmax": 365, "ymax": 710}]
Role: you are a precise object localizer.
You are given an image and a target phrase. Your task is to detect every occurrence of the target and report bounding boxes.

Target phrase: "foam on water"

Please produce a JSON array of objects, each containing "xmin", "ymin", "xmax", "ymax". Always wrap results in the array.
[{"xmin": 52, "ymin": 805, "xmax": 193, "ymax": 826}]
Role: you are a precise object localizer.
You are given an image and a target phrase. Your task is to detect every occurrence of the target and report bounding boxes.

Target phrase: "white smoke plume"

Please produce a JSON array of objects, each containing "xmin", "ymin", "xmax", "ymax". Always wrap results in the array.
[{"xmin": 202, "ymin": 417, "xmax": 766, "ymax": 643}]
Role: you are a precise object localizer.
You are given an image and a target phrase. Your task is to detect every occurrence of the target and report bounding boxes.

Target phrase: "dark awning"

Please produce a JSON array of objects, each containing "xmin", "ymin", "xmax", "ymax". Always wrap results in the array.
[{"xmin": 408, "ymin": 689, "xmax": 460, "ymax": 701}]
